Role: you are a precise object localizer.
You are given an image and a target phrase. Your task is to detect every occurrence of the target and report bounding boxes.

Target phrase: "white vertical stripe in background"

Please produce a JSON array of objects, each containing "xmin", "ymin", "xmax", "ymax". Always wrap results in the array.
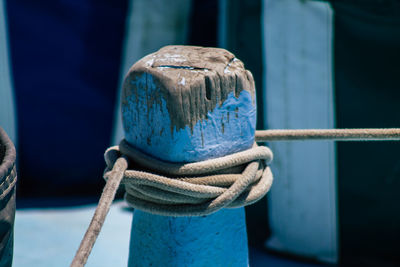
[
  {"xmin": 0, "ymin": 0, "xmax": 16, "ymax": 143},
  {"xmin": 263, "ymin": 0, "xmax": 338, "ymax": 263},
  {"xmin": 112, "ymin": 0, "xmax": 192, "ymax": 145}
]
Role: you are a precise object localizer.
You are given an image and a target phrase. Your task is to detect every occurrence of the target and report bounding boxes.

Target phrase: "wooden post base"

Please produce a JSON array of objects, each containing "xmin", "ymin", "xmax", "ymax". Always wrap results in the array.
[{"xmin": 122, "ymin": 46, "xmax": 256, "ymax": 266}]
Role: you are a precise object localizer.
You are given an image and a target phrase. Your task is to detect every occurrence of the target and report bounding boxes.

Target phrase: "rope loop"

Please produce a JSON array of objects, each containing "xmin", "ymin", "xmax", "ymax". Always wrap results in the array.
[
  {"xmin": 72, "ymin": 128, "xmax": 400, "ymax": 266},
  {"xmin": 104, "ymin": 140, "xmax": 274, "ymax": 217}
]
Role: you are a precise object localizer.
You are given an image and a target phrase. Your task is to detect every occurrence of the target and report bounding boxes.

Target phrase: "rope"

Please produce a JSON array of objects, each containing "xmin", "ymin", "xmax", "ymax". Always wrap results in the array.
[
  {"xmin": 112, "ymin": 140, "xmax": 273, "ymax": 217},
  {"xmin": 71, "ymin": 127, "xmax": 400, "ymax": 266},
  {"xmin": 255, "ymin": 128, "xmax": 400, "ymax": 142},
  {"xmin": 71, "ymin": 140, "xmax": 272, "ymax": 266},
  {"xmin": 71, "ymin": 156, "xmax": 128, "ymax": 267}
]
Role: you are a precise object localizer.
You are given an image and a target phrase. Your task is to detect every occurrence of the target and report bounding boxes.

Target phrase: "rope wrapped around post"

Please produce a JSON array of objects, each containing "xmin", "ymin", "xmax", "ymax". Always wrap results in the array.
[
  {"xmin": 104, "ymin": 140, "xmax": 273, "ymax": 217},
  {"xmin": 70, "ymin": 42, "xmax": 400, "ymax": 267},
  {"xmin": 71, "ymin": 127, "xmax": 400, "ymax": 267}
]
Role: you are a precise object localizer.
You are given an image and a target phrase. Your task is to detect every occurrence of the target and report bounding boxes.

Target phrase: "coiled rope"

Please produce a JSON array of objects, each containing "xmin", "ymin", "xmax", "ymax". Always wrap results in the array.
[
  {"xmin": 109, "ymin": 140, "xmax": 273, "ymax": 217},
  {"xmin": 71, "ymin": 128, "xmax": 400, "ymax": 267}
]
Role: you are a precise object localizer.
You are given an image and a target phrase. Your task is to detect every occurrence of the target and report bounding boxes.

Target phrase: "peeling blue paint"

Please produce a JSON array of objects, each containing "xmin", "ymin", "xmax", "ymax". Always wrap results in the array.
[
  {"xmin": 125, "ymin": 72, "xmax": 255, "ymax": 266},
  {"xmin": 122, "ymin": 73, "xmax": 256, "ymax": 163},
  {"xmin": 129, "ymin": 209, "xmax": 248, "ymax": 267}
]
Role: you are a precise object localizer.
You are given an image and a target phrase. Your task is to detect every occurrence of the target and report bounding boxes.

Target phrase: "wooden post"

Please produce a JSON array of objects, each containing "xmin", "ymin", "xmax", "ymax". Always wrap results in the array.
[{"xmin": 121, "ymin": 46, "xmax": 257, "ymax": 266}]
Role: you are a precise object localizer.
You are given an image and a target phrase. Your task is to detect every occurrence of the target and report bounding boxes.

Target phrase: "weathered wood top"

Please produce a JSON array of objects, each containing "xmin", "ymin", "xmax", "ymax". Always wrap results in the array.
[{"xmin": 122, "ymin": 45, "xmax": 255, "ymax": 133}]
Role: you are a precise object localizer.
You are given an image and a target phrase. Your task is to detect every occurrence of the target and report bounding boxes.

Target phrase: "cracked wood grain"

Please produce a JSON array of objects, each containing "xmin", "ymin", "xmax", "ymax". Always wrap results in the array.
[{"xmin": 122, "ymin": 45, "xmax": 255, "ymax": 134}]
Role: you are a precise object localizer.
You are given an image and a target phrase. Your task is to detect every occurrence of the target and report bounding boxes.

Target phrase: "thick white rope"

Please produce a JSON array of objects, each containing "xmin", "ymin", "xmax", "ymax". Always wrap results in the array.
[
  {"xmin": 71, "ymin": 140, "xmax": 272, "ymax": 267},
  {"xmin": 71, "ymin": 156, "xmax": 128, "ymax": 267},
  {"xmin": 256, "ymin": 128, "xmax": 400, "ymax": 141},
  {"xmin": 109, "ymin": 140, "xmax": 274, "ymax": 217},
  {"xmin": 71, "ymin": 128, "xmax": 400, "ymax": 266}
]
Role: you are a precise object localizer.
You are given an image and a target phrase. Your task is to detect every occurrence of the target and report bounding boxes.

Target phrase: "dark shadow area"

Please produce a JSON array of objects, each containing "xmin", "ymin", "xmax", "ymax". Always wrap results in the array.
[
  {"xmin": 188, "ymin": 0, "xmax": 219, "ymax": 47},
  {"xmin": 332, "ymin": 1, "xmax": 400, "ymax": 266},
  {"xmin": 16, "ymin": 197, "xmax": 100, "ymax": 209},
  {"xmin": 249, "ymin": 246, "xmax": 329, "ymax": 267},
  {"xmin": 16, "ymin": 189, "xmax": 125, "ymax": 209},
  {"xmin": 0, "ymin": 143, "xmax": 4, "ymax": 166},
  {"xmin": 6, "ymin": 0, "xmax": 128, "ymax": 199}
]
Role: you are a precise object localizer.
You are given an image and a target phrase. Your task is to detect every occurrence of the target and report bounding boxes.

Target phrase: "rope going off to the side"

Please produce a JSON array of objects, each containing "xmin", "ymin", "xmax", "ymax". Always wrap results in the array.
[
  {"xmin": 71, "ymin": 128, "xmax": 400, "ymax": 267},
  {"xmin": 255, "ymin": 128, "xmax": 400, "ymax": 142}
]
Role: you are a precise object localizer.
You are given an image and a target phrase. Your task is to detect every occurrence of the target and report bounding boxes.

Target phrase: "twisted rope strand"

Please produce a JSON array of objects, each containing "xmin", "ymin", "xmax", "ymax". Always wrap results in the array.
[
  {"xmin": 256, "ymin": 128, "xmax": 400, "ymax": 142},
  {"xmin": 72, "ymin": 128, "xmax": 400, "ymax": 266},
  {"xmin": 105, "ymin": 142, "xmax": 273, "ymax": 217},
  {"xmin": 71, "ymin": 156, "xmax": 128, "ymax": 267},
  {"xmin": 119, "ymin": 140, "xmax": 273, "ymax": 175}
]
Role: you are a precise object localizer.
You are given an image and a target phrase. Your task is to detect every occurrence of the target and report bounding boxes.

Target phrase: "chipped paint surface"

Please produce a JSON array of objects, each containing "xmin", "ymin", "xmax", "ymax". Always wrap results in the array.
[
  {"xmin": 122, "ymin": 73, "xmax": 256, "ymax": 162},
  {"xmin": 125, "ymin": 46, "xmax": 254, "ymax": 267},
  {"xmin": 126, "ymin": 82, "xmax": 254, "ymax": 265},
  {"xmin": 129, "ymin": 209, "xmax": 248, "ymax": 267},
  {"xmin": 122, "ymin": 46, "xmax": 256, "ymax": 139}
]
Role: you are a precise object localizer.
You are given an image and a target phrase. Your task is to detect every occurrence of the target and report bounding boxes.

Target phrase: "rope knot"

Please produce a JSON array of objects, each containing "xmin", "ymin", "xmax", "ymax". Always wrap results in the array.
[{"xmin": 104, "ymin": 140, "xmax": 273, "ymax": 217}]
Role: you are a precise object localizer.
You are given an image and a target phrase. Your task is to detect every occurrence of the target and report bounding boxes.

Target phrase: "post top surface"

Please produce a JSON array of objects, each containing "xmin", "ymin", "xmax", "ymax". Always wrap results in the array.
[
  {"xmin": 123, "ymin": 45, "xmax": 255, "ymax": 131},
  {"xmin": 121, "ymin": 45, "xmax": 256, "ymax": 162},
  {"xmin": 124, "ymin": 45, "xmax": 254, "ymax": 98},
  {"xmin": 140, "ymin": 45, "xmax": 242, "ymax": 72}
]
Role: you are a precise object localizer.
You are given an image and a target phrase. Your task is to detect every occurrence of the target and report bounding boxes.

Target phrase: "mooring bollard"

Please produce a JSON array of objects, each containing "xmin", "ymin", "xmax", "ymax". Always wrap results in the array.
[
  {"xmin": 121, "ymin": 46, "xmax": 257, "ymax": 266},
  {"xmin": 71, "ymin": 45, "xmax": 399, "ymax": 267}
]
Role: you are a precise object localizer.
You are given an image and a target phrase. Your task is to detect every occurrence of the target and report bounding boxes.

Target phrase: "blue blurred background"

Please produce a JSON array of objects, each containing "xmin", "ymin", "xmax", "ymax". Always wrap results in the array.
[{"xmin": 1, "ymin": 0, "xmax": 400, "ymax": 266}]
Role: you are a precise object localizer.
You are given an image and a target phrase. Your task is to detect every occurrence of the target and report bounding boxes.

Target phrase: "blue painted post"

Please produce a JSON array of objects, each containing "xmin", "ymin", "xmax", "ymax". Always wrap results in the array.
[{"xmin": 121, "ymin": 46, "xmax": 257, "ymax": 267}]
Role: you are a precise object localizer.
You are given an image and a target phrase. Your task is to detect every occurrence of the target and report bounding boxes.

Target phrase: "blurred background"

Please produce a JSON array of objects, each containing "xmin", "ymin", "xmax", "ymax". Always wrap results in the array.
[{"xmin": 0, "ymin": 0, "xmax": 399, "ymax": 266}]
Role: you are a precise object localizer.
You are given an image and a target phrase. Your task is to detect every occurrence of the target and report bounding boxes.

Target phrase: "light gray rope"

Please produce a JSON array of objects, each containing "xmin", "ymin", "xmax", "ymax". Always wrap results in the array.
[
  {"xmin": 71, "ymin": 128, "xmax": 400, "ymax": 266},
  {"xmin": 71, "ymin": 156, "xmax": 128, "ymax": 267},
  {"xmin": 105, "ymin": 140, "xmax": 274, "ymax": 217},
  {"xmin": 256, "ymin": 128, "xmax": 400, "ymax": 142},
  {"xmin": 71, "ymin": 140, "xmax": 272, "ymax": 266}
]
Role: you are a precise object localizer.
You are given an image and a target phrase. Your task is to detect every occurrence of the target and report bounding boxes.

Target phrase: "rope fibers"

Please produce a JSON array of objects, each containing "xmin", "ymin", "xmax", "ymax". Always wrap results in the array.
[{"xmin": 71, "ymin": 128, "xmax": 400, "ymax": 266}]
